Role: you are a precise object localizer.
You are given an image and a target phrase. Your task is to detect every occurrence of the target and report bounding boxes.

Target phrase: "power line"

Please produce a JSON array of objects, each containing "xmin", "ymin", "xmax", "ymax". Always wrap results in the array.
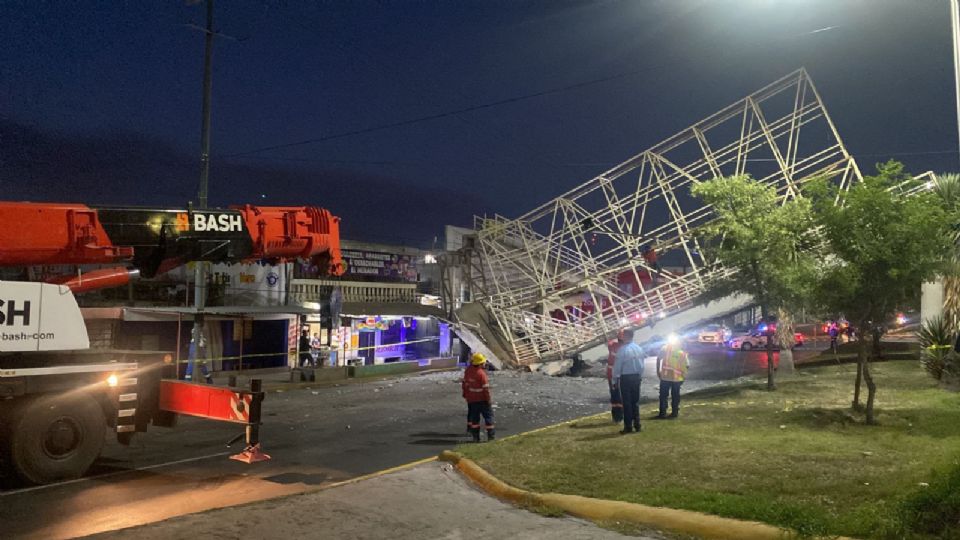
[
  {"xmin": 220, "ymin": 5, "xmax": 825, "ymax": 162},
  {"xmin": 227, "ymin": 154, "xmax": 615, "ymax": 167},
  {"xmin": 221, "ymin": 68, "xmax": 644, "ymax": 158},
  {"xmin": 218, "ymin": 8, "xmax": 960, "ymax": 166},
  {"xmin": 224, "ymin": 149, "xmax": 960, "ymax": 168}
]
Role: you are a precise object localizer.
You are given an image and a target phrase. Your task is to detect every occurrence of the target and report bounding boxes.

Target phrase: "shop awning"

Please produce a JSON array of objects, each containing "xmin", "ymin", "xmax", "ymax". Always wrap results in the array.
[
  {"xmin": 123, "ymin": 304, "xmax": 321, "ymax": 322},
  {"xmin": 340, "ymin": 302, "xmax": 445, "ymax": 319}
]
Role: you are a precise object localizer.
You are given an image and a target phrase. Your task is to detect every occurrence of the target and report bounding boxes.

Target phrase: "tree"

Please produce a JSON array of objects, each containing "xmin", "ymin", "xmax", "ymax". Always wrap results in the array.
[
  {"xmin": 931, "ymin": 173, "xmax": 960, "ymax": 330},
  {"xmin": 807, "ymin": 161, "xmax": 951, "ymax": 424},
  {"xmin": 692, "ymin": 175, "xmax": 817, "ymax": 390}
]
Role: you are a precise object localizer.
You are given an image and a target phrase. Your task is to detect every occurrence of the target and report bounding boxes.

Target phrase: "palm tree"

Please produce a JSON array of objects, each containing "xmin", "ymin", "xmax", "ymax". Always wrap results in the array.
[{"xmin": 932, "ymin": 173, "xmax": 960, "ymax": 330}]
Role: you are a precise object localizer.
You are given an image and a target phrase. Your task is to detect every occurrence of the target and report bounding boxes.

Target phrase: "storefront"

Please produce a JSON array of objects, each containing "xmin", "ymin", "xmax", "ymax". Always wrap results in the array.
[
  {"xmin": 289, "ymin": 239, "xmax": 450, "ymax": 367},
  {"xmin": 336, "ymin": 314, "xmax": 451, "ymax": 366},
  {"xmin": 119, "ymin": 305, "xmax": 322, "ymax": 375}
]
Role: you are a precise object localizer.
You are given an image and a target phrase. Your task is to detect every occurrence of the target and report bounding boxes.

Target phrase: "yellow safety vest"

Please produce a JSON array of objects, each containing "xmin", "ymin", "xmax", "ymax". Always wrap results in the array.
[{"xmin": 659, "ymin": 347, "xmax": 688, "ymax": 382}]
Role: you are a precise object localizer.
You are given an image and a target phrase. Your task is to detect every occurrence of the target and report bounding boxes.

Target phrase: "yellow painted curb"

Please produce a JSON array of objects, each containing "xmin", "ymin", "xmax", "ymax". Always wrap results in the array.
[
  {"xmin": 496, "ymin": 413, "xmax": 607, "ymax": 443},
  {"xmin": 316, "ymin": 455, "xmax": 438, "ymax": 492},
  {"xmin": 439, "ymin": 450, "xmax": 531, "ymax": 505},
  {"xmin": 540, "ymin": 493, "xmax": 789, "ymax": 540},
  {"xmin": 439, "ymin": 451, "xmax": 855, "ymax": 540}
]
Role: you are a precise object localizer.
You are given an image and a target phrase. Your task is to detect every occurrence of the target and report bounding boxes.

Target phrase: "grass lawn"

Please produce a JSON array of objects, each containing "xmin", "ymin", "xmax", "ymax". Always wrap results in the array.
[{"xmin": 459, "ymin": 361, "xmax": 960, "ymax": 538}]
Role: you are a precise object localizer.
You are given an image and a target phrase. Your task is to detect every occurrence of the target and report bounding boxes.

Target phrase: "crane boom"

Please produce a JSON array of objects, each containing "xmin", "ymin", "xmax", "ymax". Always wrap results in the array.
[
  {"xmin": 0, "ymin": 200, "xmax": 345, "ymax": 484},
  {"xmin": 0, "ymin": 202, "xmax": 344, "ymax": 292}
]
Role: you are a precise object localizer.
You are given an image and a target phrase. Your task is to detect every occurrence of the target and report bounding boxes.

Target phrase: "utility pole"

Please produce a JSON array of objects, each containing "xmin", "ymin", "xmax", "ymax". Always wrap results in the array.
[
  {"xmin": 198, "ymin": 0, "xmax": 214, "ymax": 210},
  {"xmin": 190, "ymin": 0, "xmax": 215, "ymax": 382},
  {"xmin": 951, "ymin": 0, "xmax": 960, "ymax": 169}
]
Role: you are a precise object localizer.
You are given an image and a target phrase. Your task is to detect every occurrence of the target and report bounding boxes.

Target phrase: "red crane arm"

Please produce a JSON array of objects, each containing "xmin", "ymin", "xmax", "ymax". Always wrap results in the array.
[
  {"xmin": 0, "ymin": 203, "xmax": 133, "ymax": 266},
  {"xmin": 232, "ymin": 204, "xmax": 344, "ymax": 276},
  {"xmin": 0, "ymin": 202, "xmax": 345, "ymax": 291}
]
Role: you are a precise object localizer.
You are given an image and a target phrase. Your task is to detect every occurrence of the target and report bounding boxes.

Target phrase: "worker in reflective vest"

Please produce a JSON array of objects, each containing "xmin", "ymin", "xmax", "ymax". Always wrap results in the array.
[
  {"xmin": 655, "ymin": 335, "xmax": 689, "ymax": 419},
  {"xmin": 462, "ymin": 353, "xmax": 495, "ymax": 442},
  {"xmin": 606, "ymin": 329, "xmax": 625, "ymax": 422}
]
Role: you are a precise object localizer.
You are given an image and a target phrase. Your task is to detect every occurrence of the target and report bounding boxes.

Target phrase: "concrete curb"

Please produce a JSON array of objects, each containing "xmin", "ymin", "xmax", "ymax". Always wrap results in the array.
[
  {"xmin": 315, "ymin": 456, "xmax": 438, "ymax": 492},
  {"xmin": 438, "ymin": 451, "xmax": 854, "ymax": 540}
]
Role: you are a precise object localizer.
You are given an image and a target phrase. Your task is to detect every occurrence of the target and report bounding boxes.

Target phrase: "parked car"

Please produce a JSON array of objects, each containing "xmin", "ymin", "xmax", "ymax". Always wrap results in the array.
[
  {"xmin": 698, "ymin": 324, "xmax": 731, "ymax": 345},
  {"xmin": 727, "ymin": 330, "xmax": 804, "ymax": 351}
]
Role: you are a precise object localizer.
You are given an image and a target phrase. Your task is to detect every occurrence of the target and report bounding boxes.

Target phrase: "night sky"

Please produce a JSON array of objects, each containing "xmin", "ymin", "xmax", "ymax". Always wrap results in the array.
[{"xmin": 1, "ymin": 1, "xmax": 956, "ymax": 246}]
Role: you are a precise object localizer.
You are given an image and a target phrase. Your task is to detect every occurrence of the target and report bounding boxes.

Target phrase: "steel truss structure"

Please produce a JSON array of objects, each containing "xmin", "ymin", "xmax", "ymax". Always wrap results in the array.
[{"xmin": 472, "ymin": 69, "xmax": 862, "ymax": 366}]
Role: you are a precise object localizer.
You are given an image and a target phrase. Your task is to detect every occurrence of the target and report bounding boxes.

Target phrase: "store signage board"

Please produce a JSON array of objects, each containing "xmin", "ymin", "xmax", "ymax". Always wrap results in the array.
[{"xmin": 340, "ymin": 250, "xmax": 417, "ymax": 282}]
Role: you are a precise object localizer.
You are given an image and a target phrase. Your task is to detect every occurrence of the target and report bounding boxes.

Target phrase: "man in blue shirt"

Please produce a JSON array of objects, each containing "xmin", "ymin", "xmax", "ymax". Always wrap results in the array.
[{"xmin": 613, "ymin": 328, "xmax": 645, "ymax": 434}]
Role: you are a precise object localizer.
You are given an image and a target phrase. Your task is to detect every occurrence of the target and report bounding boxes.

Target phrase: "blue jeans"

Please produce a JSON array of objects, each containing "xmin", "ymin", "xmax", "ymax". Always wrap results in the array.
[{"xmin": 659, "ymin": 380, "xmax": 682, "ymax": 416}]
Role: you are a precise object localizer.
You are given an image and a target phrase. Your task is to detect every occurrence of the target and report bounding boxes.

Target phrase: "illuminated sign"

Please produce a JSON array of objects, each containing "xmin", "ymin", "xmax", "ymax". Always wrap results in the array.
[
  {"xmin": 340, "ymin": 250, "xmax": 417, "ymax": 282},
  {"xmin": 174, "ymin": 212, "xmax": 245, "ymax": 233},
  {"xmin": 357, "ymin": 316, "xmax": 388, "ymax": 331},
  {"xmin": 193, "ymin": 213, "xmax": 244, "ymax": 232}
]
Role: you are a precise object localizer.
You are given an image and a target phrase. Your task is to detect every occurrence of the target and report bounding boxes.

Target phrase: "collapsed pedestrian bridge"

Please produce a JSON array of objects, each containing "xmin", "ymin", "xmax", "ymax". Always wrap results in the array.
[{"xmin": 446, "ymin": 69, "xmax": 864, "ymax": 368}]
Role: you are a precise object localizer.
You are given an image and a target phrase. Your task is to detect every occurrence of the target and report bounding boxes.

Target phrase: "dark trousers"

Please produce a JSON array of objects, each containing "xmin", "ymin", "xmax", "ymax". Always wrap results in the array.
[
  {"xmin": 467, "ymin": 401, "xmax": 495, "ymax": 434},
  {"xmin": 608, "ymin": 381, "xmax": 623, "ymax": 422},
  {"xmin": 619, "ymin": 374, "xmax": 641, "ymax": 431},
  {"xmin": 299, "ymin": 352, "xmax": 314, "ymax": 367},
  {"xmin": 659, "ymin": 380, "xmax": 683, "ymax": 416}
]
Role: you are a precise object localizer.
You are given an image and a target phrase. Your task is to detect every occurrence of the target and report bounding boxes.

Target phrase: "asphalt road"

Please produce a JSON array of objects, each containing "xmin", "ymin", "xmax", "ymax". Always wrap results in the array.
[
  {"xmin": 1, "ymin": 339, "xmax": 832, "ymax": 539},
  {"xmin": 680, "ymin": 336, "xmax": 831, "ymax": 381}
]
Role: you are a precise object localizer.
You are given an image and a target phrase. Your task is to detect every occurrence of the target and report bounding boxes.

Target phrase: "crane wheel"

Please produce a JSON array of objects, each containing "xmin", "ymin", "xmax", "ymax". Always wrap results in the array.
[
  {"xmin": 10, "ymin": 393, "xmax": 106, "ymax": 485},
  {"xmin": 0, "ymin": 402, "xmax": 18, "ymax": 486}
]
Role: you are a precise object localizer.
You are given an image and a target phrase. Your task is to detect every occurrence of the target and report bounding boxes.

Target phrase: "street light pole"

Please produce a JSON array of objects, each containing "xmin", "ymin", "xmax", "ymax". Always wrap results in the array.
[
  {"xmin": 198, "ymin": 0, "xmax": 213, "ymax": 210},
  {"xmin": 190, "ymin": 0, "xmax": 215, "ymax": 382},
  {"xmin": 951, "ymin": 0, "xmax": 960, "ymax": 169}
]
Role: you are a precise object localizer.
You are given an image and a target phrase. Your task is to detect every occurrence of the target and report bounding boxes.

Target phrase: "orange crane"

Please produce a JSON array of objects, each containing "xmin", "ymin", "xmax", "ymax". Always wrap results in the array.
[{"xmin": 0, "ymin": 201, "xmax": 344, "ymax": 484}]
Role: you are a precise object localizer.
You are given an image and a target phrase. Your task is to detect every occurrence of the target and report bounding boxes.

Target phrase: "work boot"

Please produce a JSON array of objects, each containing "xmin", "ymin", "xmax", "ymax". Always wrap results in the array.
[
  {"xmin": 486, "ymin": 429, "xmax": 496, "ymax": 441},
  {"xmin": 652, "ymin": 413, "xmax": 667, "ymax": 420},
  {"xmin": 471, "ymin": 428, "xmax": 481, "ymax": 443},
  {"xmin": 634, "ymin": 422, "xmax": 642, "ymax": 432},
  {"xmin": 667, "ymin": 412, "xmax": 678, "ymax": 419}
]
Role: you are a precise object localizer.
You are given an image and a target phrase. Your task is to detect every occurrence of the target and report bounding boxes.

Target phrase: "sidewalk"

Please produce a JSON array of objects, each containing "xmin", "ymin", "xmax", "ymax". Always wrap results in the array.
[{"xmin": 87, "ymin": 461, "xmax": 659, "ymax": 540}]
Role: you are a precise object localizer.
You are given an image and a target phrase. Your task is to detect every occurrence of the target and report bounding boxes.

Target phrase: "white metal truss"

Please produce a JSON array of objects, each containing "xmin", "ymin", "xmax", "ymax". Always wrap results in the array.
[{"xmin": 472, "ymin": 69, "xmax": 862, "ymax": 366}]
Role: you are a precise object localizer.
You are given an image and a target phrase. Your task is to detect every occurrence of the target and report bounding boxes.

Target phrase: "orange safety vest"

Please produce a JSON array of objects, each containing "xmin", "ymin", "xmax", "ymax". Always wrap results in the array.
[{"xmin": 658, "ymin": 346, "xmax": 688, "ymax": 382}]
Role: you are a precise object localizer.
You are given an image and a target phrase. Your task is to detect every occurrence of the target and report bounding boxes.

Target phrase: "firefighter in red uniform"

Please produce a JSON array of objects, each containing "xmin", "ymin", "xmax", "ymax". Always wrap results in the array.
[
  {"xmin": 462, "ymin": 353, "xmax": 495, "ymax": 442},
  {"xmin": 606, "ymin": 329, "xmax": 625, "ymax": 423}
]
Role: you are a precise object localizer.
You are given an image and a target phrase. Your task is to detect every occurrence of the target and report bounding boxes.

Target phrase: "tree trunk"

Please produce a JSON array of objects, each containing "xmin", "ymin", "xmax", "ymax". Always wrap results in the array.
[
  {"xmin": 863, "ymin": 327, "xmax": 884, "ymax": 425},
  {"xmin": 779, "ymin": 348, "xmax": 795, "ymax": 375},
  {"xmin": 775, "ymin": 308, "xmax": 795, "ymax": 375},
  {"xmin": 758, "ymin": 304, "xmax": 776, "ymax": 391},
  {"xmin": 863, "ymin": 355, "xmax": 878, "ymax": 425},
  {"xmin": 853, "ymin": 334, "xmax": 865, "ymax": 411},
  {"xmin": 945, "ymin": 274, "xmax": 960, "ymax": 332},
  {"xmin": 766, "ymin": 333, "xmax": 776, "ymax": 391}
]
